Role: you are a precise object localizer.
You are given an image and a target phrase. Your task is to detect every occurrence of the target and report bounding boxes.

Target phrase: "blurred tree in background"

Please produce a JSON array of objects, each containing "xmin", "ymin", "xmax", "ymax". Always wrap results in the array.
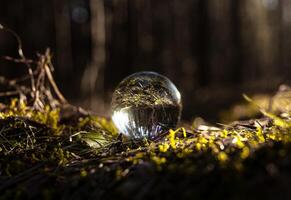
[{"xmin": 0, "ymin": 0, "xmax": 290, "ymax": 120}]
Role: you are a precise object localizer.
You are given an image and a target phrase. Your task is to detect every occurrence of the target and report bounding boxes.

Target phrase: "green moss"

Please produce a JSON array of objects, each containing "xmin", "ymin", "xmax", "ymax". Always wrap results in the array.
[{"xmin": 0, "ymin": 91, "xmax": 291, "ymax": 199}]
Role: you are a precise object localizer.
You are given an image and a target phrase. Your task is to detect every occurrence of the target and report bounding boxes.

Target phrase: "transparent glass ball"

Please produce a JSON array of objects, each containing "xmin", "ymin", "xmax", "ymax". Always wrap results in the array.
[{"xmin": 111, "ymin": 71, "xmax": 182, "ymax": 139}]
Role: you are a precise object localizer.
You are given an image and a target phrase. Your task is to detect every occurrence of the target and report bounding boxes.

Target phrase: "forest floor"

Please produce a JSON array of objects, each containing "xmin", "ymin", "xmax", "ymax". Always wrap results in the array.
[
  {"xmin": 1, "ymin": 27, "xmax": 291, "ymax": 200},
  {"xmin": 0, "ymin": 88, "xmax": 291, "ymax": 199},
  {"xmin": 1, "ymin": 76, "xmax": 291, "ymax": 200}
]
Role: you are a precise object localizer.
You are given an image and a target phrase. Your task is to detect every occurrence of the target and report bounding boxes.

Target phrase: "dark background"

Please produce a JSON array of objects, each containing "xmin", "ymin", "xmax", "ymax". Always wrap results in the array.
[{"xmin": 0, "ymin": 0, "xmax": 290, "ymax": 121}]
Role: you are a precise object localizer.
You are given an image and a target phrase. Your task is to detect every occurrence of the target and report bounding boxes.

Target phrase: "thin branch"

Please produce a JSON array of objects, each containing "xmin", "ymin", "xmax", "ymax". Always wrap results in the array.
[
  {"xmin": 42, "ymin": 49, "xmax": 67, "ymax": 104},
  {"xmin": 0, "ymin": 24, "xmax": 36, "ymax": 95}
]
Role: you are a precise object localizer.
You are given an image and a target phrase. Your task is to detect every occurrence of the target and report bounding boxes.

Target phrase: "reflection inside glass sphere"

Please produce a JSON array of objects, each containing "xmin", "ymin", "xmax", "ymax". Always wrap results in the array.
[{"xmin": 111, "ymin": 71, "xmax": 182, "ymax": 139}]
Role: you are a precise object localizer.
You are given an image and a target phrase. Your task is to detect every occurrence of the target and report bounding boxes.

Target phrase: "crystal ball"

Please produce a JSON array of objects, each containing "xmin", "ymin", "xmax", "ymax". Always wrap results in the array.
[{"xmin": 111, "ymin": 71, "xmax": 182, "ymax": 139}]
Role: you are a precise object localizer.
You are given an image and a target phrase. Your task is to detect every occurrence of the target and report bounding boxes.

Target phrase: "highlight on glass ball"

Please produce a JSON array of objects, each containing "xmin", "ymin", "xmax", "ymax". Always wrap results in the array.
[{"xmin": 111, "ymin": 71, "xmax": 182, "ymax": 139}]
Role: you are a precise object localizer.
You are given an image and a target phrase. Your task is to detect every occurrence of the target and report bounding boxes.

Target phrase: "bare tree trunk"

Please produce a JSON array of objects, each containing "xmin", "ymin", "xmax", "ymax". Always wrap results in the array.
[
  {"xmin": 172, "ymin": 0, "xmax": 197, "ymax": 92},
  {"xmin": 207, "ymin": 0, "xmax": 234, "ymax": 85},
  {"xmin": 53, "ymin": 0, "xmax": 73, "ymax": 78},
  {"xmin": 281, "ymin": 0, "xmax": 291, "ymax": 80},
  {"xmin": 81, "ymin": 0, "xmax": 106, "ymax": 113},
  {"xmin": 240, "ymin": 0, "xmax": 277, "ymax": 84}
]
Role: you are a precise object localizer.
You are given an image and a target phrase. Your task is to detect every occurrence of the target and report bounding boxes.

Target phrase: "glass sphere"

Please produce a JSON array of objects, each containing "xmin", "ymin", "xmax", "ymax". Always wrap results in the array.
[{"xmin": 111, "ymin": 71, "xmax": 182, "ymax": 139}]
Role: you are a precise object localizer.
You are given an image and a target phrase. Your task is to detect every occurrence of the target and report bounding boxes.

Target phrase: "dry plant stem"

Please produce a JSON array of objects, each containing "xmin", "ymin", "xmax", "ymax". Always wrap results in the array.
[
  {"xmin": 0, "ymin": 24, "xmax": 68, "ymax": 110},
  {"xmin": 0, "ymin": 76, "xmax": 30, "ymax": 96},
  {"xmin": 1, "ymin": 56, "xmax": 34, "ymax": 64},
  {"xmin": 0, "ymin": 91, "xmax": 19, "ymax": 97},
  {"xmin": 42, "ymin": 49, "xmax": 67, "ymax": 104},
  {"xmin": 0, "ymin": 24, "xmax": 37, "ymax": 103},
  {"xmin": 0, "ymin": 25, "xmax": 37, "ymax": 94}
]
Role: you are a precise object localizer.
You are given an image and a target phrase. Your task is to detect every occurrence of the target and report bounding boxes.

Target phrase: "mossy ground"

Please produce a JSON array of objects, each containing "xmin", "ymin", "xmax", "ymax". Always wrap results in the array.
[
  {"xmin": 1, "ymin": 25, "xmax": 291, "ymax": 200},
  {"xmin": 0, "ymin": 91, "xmax": 291, "ymax": 200}
]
